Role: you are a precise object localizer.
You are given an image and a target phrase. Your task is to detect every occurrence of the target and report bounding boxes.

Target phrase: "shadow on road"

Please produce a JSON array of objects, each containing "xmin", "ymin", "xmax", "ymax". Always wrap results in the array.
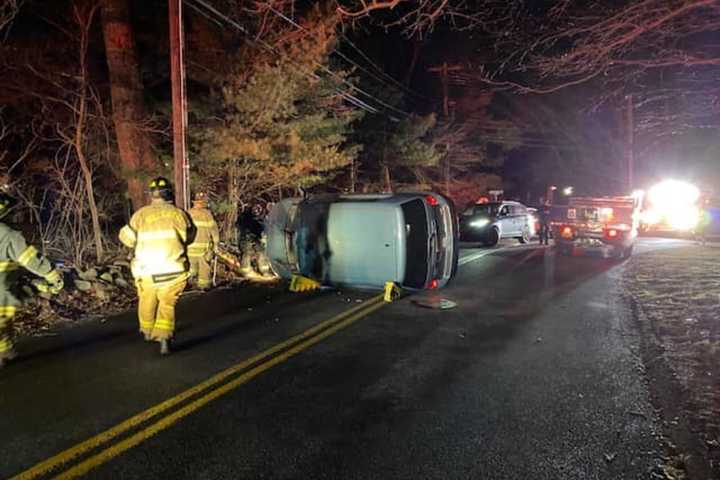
[{"xmin": 12, "ymin": 282, "xmax": 307, "ymax": 366}]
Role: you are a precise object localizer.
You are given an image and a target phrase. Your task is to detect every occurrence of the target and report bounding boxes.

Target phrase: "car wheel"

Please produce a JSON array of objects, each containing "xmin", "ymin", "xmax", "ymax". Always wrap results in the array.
[
  {"xmin": 518, "ymin": 227, "xmax": 530, "ymax": 244},
  {"xmin": 484, "ymin": 228, "xmax": 499, "ymax": 247}
]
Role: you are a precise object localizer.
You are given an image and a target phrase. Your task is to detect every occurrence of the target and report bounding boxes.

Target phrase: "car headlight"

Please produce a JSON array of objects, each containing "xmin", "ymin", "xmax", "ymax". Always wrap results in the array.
[{"xmin": 470, "ymin": 218, "xmax": 490, "ymax": 228}]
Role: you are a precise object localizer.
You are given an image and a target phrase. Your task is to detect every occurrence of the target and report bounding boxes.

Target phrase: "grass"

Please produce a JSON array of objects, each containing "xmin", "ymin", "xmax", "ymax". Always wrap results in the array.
[{"xmin": 625, "ymin": 246, "xmax": 720, "ymax": 477}]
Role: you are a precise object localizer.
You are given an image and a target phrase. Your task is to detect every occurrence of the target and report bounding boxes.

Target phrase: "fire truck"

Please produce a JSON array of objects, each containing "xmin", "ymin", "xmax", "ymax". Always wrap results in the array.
[{"xmin": 551, "ymin": 194, "xmax": 643, "ymax": 259}]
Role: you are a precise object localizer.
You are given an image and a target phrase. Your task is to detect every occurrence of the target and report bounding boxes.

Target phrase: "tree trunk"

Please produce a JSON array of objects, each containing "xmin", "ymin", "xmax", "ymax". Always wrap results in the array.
[
  {"xmin": 100, "ymin": 0, "xmax": 157, "ymax": 211},
  {"xmin": 224, "ymin": 162, "xmax": 240, "ymax": 244},
  {"xmin": 382, "ymin": 164, "xmax": 392, "ymax": 193}
]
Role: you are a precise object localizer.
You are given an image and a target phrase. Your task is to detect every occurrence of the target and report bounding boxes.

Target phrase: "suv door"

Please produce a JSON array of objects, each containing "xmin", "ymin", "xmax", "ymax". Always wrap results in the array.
[
  {"xmin": 498, "ymin": 205, "xmax": 512, "ymax": 237},
  {"xmin": 513, "ymin": 204, "xmax": 527, "ymax": 235}
]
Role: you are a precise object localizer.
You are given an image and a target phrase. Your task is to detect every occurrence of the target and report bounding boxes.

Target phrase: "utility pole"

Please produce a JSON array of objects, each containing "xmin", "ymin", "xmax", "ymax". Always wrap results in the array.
[
  {"xmin": 427, "ymin": 62, "xmax": 462, "ymax": 196},
  {"xmin": 625, "ymin": 94, "xmax": 634, "ymax": 191},
  {"xmin": 169, "ymin": 0, "xmax": 189, "ymax": 209}
]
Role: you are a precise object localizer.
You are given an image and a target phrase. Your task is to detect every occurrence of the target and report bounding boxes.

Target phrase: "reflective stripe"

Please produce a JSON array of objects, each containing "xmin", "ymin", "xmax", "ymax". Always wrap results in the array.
[
  {"xmin": 137, "ymin": 230, "xmax": 178, "ymax": 241},
  {"xmin": 17, "ymin": 245, "xmax": 38, "ymax": 266},
  {"xmin": 187, "ymin": 243, "xmax": 210, "ymax": 253},
  {"xmin": 154, "ymin": 320, "xmax": 174, "ymax": 331},
  {"xmin": 0, "ymin": 305, "xmax": 17, "ymax": 317},
  {"xmin": 0, "ymin": 261, "xmax": 17, "ymax": 272},
  {"xmin": 193, "ymin": 221, "xmax": 215, "ymax": 228},
  {"xmin": 0, "ymin": 336, "xmax": 13, "ymax": 353},
  {"xmin": 139, "ymin": 321, "xmax": 154, "ymax": 331},
  {"xmin": 141, "ymin": 212, "xmax": 187, "ymax": 225},
  {"xmin": 45, "ymin": 270, "xmax": 61, "ymax": 283}
]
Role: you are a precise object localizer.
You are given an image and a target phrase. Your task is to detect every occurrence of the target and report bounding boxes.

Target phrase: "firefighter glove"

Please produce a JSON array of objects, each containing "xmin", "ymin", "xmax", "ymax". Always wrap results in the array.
[{"xmin": 44, "ymin": 270, "xmax": 64, "ymax": 294}]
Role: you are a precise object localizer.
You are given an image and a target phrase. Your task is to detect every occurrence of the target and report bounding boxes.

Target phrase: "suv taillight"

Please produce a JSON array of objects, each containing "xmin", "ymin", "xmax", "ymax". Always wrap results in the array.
[{"xmin": 560, "ymin": 226, "xmax": 574, "ymax": 239}]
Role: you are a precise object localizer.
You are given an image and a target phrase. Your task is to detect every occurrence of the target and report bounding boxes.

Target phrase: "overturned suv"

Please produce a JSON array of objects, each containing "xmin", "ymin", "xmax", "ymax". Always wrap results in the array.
[{"xmin": 265, "ymin": 193, "xmax": 459, "ymax": 290}]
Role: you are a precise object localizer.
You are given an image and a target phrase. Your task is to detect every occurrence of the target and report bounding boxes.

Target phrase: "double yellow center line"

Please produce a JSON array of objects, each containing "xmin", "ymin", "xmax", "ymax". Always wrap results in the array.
[{"xmin": 11, "ymin": 294, "xmax": 386, "ymax": 480}]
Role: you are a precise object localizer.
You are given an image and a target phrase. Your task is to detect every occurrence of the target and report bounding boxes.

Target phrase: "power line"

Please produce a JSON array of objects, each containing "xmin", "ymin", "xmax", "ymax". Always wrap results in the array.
[
  {"xmin": 339, "ymin": 33, "xmax": 432, "ymax": 102},
  {"xmin": 266, "ymin": 5, "xmax": 419, "ymax": 105},
  {"xmin": 186, "ymin": 0, "xmax": 380, "ymax": 116},
  {"xmin": 264, "ymin": 5, "xmax": 429, "ymax": 103},
  {"xmin": 186, "ymin": 0, "xmax": 408, "ymax": 120}
]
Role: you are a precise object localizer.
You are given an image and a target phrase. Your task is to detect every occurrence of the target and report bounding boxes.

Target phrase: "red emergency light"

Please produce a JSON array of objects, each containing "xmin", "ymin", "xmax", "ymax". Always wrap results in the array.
[
  {"xmin": 425, "ymin": 195, "xmax": 439, "ymax": 206},
  {"xmin": 560, "ymin": 226, "xmax": 574, "ymax": 239},
  {"xmin": 428, "ymin": 279, "xmax": 439, "ymax": 289},
  {"xmin": 605, "ymin": 228, "xmax": 619, "ymax": 239},
  {"xmin": 476, "ymin": 196, "xmax": 490, "ymax": 204}
]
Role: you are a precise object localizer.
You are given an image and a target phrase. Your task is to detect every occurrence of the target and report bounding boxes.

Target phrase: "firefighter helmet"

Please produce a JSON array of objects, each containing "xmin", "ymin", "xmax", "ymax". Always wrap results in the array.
[
  {"xmin": 149, "ymin": 177, "xmax": 173, "ymax": 200},
  {"xmin": 0, "ymin": 192, "xmax": 17, "ymax": 219},
  {"xmin": 193, "ymin": 191, "xmax": 208, "ymax": 206}
]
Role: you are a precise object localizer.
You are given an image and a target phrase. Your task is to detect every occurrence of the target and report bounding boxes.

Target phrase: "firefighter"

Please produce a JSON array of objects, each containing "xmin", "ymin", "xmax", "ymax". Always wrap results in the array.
[
  {"xmin": 187, "ymin": 192, "xmax": 219, "ymax": 290},
  {"xmin": 237, "ymin": 203, "xmax": 268, "ymax": 278},
  {"xmin": 119, "ymin": 177, "xmax": 191, "ymax": 355},
  {"xmin": 538, "ymin": 204, "xmax": 551, "ymax": 246},
  {"xmin": 0, "ymin": 192, "xmax": 64, "ymax": 368}
]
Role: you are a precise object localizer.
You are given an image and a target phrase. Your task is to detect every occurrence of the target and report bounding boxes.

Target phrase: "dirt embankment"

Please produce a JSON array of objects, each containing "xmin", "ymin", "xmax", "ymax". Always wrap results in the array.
[{"xmin": 625, "ymin": 246, "xmax": 720, "ymax": 479}]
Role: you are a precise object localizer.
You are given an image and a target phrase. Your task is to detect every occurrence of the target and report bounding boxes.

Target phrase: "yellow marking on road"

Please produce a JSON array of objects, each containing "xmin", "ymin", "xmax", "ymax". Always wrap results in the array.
[
  {"xmin": 53, "ymin": 300, "xmax": 387, "ymax": 479},
  {"xmin": 10, "ymin": 294, "xmax": 384, "ymax": 480}
]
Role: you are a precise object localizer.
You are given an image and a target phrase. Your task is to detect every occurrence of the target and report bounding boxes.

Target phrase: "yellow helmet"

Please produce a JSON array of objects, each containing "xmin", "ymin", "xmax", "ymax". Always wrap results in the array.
[{"xmin": 149, "ymin": 177, "xmax": 173, "ymax": 199}]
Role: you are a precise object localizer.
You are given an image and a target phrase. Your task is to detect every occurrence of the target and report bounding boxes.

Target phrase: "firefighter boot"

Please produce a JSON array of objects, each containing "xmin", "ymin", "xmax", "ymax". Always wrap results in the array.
[
  {"xmin": 0, "ymin": 348, "xmax": 18, "ymax": 369},
  {"xmin": 160, "ymin": 339, "xmax": 171, "ymax": 356}
]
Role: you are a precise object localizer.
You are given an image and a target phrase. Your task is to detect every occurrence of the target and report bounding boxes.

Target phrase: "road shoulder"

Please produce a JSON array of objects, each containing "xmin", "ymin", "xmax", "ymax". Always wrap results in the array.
[{"xmin": 624, "ymin": 246, "xmax": 720, "ymax": 479}]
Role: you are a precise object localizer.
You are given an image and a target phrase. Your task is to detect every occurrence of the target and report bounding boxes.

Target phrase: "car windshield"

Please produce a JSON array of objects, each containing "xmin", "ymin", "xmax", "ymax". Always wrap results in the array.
[{"xmin": 463, "ymin": 204, "xmax": 500, "ymax": 216}]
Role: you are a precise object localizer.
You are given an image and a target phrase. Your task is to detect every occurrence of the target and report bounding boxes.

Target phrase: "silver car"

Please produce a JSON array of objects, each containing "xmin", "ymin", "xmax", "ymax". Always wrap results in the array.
[
  {"xmin": 459, "ymin": 201, "xmax": 532, "ymax": 246},
  {"xmin": 265, "ymin": 193, "xmax": 459, "ymax": 290}
]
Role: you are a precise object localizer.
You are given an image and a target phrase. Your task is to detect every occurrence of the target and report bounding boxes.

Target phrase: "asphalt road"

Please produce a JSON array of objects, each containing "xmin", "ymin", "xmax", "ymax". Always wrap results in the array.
[{"xmin": 0, "ymin": 237, "xmax": 691, "ymax": 479}]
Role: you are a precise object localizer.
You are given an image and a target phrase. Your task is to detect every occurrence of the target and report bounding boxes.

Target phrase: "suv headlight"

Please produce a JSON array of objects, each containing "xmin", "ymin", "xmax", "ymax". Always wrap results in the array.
[{"xmin": 470, "ymin": 218, "xmax": 490, "ymax": 228}]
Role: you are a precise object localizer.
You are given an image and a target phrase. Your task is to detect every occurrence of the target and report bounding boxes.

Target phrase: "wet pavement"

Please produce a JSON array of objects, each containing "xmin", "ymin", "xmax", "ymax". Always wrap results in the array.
[{"xmin": 0, "ymin": 238, "xmax": 692, "ymax": 479}]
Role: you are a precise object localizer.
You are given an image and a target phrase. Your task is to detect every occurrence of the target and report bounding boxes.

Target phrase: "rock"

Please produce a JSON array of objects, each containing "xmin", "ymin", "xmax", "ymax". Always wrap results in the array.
[
  {"xmin": 75, "ymin": 280, "xmax": 93, "ymax": 292},
  {"xmin": 94, "ymin": 284, "xmax": 108, "ymax": 301},
  {"xmin": 77, "ymin": 268, "xmax": 98, "ymax": 281},
  {"xmin": 99, "ymin": 272, "xmax": 114, "ymax": 283},
  {"xmin": 115, "ymin": 277, "xmax": 130, "ymax": 289},
  {"xmin": 113, "ymin": 260, "xmax": 130, "ymax": 268}
]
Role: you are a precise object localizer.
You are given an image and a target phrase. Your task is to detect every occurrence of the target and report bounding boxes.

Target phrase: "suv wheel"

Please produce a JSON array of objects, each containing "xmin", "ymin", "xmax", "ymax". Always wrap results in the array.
[
  {"xmin": 484, "ymin": 228, "xmax": 499, "ymax": 247},
  {"xmin": 518, "ymin": 227, "xmax": 530, "ymax": 244}
]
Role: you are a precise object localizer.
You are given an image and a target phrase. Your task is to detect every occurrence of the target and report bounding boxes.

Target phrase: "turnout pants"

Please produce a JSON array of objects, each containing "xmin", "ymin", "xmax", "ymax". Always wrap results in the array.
[
  {"xmin": 135, "ymin": 275, "xmax": 187, "ymax": 340},
  {"xmin": 539, "ymin": 224, "xmax": 550, "ymax": 245},
  {"xmin": 0, "ymin": 303, "xmax": 16, "ymax": 360},
  {"xmin": 189, "ymin": 254, "xmax": 212, "ymax": 289}
]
